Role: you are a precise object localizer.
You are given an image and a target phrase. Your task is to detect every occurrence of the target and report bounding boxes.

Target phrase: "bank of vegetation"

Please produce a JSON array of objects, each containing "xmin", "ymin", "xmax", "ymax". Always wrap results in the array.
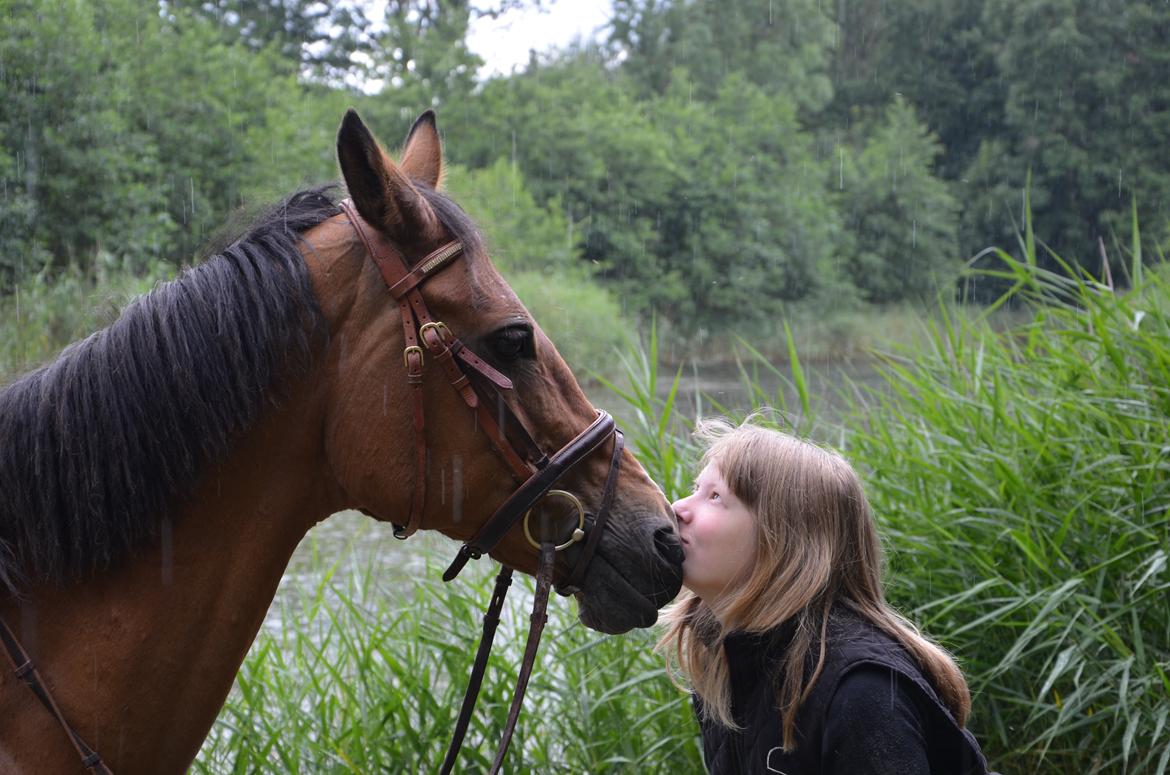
[
  {"xmin": 196, "ymin": 243, "xmax": 1170, "ymax": 773},
  {"xmin": 3, "ymin": 1, "xmax": 1169, "ymax": 772},
  {"xmin": 5, "ymin": 0, "xmax": 1169, "ymax": 358}
]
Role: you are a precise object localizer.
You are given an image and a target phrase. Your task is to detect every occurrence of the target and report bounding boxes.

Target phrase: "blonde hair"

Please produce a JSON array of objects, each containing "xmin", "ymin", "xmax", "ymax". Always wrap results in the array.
[{"xmin": 657, "ymin": 417, "xmax": 971, "ymax": 750}]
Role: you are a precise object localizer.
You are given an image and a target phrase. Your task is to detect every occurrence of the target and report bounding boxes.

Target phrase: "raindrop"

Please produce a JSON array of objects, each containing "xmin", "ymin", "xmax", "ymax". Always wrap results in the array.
[{"xmin": 452, "ymin": 454, "xmax": 464, "ymax": 523}]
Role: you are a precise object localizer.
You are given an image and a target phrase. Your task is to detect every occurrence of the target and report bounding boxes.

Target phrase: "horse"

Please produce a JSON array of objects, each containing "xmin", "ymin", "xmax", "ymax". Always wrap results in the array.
[{"xmin": 0, "ymin": 109, "xmax": 684, "ymax": 774}]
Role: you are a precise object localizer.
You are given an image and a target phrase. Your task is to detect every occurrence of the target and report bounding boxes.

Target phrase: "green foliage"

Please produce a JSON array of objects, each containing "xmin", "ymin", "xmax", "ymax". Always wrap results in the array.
[
  {"xmin": 162, "ymin": 0, "xmax": 365, "ymax": 79},
  {"xmin": 458, "ymin": 52, "xmax": 683, "ymax": 315},
  {"xmin": 645, "ymin": 72, "xmax": 842, "ymax": 327},
  {"xmin": 122, "ymin": 6, "xmax": 342, "ymax": 256},
  {"xmin": 458, "ymin": 53, "xmax": 851, "ymax": 327},
  {"xmin": 0, "ymin": 260, "xmax": 174, "ymax": 380},
  {"xmin": 609, "ymin": 0, "xmax": 836, "ymax": 112},
  {"xmin": 983, "ymin": 0, "xmax": 1170, "ymax": 257},
  {"xmin": 0, "ymin": 0, "xmax": 345, "ymax": 293},
  {"xmin": 444, "ymin": 160, "xmax": 577, "ymax": 275},
  {"xmin": 829, "ymin": 0, "xmax": 1004, "ymax": 180},
  {"xmin": 196, "ymin": 526, "xmax": 700, "ymax": 773},
  {"xmin": 838, "ymin": 96, "xmax": 961, "ymax": 303},
  {"xmin": 842, "ymin": 255, "xmax": 1170, "ymax": 772},
  {"xmin": 0, "ymin": 0, "xmax": 175, "ymax": 287}
]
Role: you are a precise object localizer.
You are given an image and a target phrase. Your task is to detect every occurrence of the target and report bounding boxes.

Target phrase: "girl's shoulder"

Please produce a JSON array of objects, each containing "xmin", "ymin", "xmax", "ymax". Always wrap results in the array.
[{"xmin": 809, "ymin": 609, "xmax": 990, "ymax": 775}]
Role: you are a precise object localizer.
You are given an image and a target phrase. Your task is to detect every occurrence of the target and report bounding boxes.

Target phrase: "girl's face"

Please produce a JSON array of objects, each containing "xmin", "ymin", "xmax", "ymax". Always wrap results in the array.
[{"xmin": 671, "ymin": 463, "xmax": 757, "ymax": 605}]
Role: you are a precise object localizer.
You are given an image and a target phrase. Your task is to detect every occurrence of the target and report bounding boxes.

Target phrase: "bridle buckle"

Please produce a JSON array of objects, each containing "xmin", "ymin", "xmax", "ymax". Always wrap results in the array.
[
  {"xmin": 419, "ymin": 321, "xmax": 454, "ymax": 350},
  {"xmin": 403, "ymin": 345, "xmax": 423, "ymax": 371}
]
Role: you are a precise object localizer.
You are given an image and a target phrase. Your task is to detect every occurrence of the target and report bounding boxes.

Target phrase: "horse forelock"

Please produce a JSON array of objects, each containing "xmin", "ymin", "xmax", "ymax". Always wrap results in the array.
[
  {"xmin": 418, "ymin": 186, "xmax": 503, "ymax": 313},
  {"xmin": 0, "ymin": 186, "xmax": 339, "ymax": 596}
]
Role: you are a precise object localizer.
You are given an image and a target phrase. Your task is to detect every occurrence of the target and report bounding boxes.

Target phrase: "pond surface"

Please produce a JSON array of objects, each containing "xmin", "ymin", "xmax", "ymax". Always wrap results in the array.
[{"xmin": 661, "ymin": 356, "xmax": 887, "ymax": 423}]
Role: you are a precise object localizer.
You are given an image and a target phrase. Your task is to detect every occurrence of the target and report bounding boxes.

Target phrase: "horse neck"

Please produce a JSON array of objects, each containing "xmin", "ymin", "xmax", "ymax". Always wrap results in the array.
[{"xmin": 0, "ymin": 377, "xmax": 339, "ymax": 774}]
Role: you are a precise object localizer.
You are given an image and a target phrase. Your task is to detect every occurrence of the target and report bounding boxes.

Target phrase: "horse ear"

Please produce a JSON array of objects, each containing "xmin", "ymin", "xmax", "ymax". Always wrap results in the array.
[
  {"xmin": 400, "ymin": 110, "xmax": 444, "ymax": 189},
  {"xmin": 336, "ymin": 108, "xmax": 438, "ymax": 241}
]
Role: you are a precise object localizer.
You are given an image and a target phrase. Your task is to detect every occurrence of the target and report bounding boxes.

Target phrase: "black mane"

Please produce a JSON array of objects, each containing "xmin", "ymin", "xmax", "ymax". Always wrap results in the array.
[{"xmin": 0, "ymin": 187, "xmax": 339, "ymax": 595}]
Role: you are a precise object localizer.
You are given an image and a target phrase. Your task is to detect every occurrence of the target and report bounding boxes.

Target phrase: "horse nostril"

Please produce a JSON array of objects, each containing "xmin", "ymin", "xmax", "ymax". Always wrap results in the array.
[{"xmin": 653, "ymin": 524, "xmax": 685, "ymax": 568}]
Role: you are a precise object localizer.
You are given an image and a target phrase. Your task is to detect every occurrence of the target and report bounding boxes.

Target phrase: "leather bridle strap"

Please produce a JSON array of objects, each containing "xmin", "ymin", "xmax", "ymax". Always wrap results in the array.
[
  {"xmin": 438, "ymin": 566, "xmax": 512, "ymax": 775},
  {"xmin": 338, "ymin": 199, "xmax": 625, "ymax": 773},
  {"xmin": 489, "ymin": 542, "xmax": 555, "ymax": 773},
  {"xmin": 338, "ymin": 199, "xmax": 531, "ymax": 537},
  {"xmin": 442, "ymin": 411, "xmax": 615, "ymax": 582},
  {"xmin": 560, "ymin": 428, "xmax": 624, "ymax": 595},
  {"xmin": 439, "ymin": 543, "xmax": 556, "ymax": 775},
  {"xmin": 0, "ymin": 616, "xmax": 113, "ymax": 774}
]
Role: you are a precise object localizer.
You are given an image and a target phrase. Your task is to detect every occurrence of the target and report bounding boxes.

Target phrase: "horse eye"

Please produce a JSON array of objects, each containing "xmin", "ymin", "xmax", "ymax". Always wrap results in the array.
[{"xmin": 488, "ymin": 325, "xmax": 535, "ymax": 362}]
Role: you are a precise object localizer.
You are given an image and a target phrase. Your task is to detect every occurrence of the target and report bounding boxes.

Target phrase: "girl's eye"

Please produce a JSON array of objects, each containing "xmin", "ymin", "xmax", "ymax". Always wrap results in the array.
[{"xmin": 709, "ymin": 491, "xmax": 721, "ymax": 502}]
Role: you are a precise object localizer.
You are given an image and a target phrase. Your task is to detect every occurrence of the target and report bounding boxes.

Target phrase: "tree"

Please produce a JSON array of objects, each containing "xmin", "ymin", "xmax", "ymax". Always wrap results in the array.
[
  {"xmin": 161, "ymin": 0, "xmax": 370, "ymax": 80},
  {"xmin": 456, "ymin": 50, "xmax": 682, "ymax": 315},
  {"xmin": 838, "ymin": 97, "xmax": 960, "ymax": 303},
  {"xmin": 961, "ymin": 0, "xmax": 1170, "ymax": 271},
  {"xmin": 646, "ymin": 71, "xmax": 842, "ymax": 325},
  {"xmin": 609, "ymin": 0, "xmax": 836, "ymax": 113},
  {"xmin": 0, "ymin": 0, "xmax": 172, "ymax": 290},
  {"xmin": 453, "ymin": 52, "xmax": 843, "ymax": 330},
  {"xmin": 0, "ymin": 0, "xmax": 346, "ymax": 291},
  {"xmin": 357, "ymin": 0, "xmax": 483, "ymax": 117},
  {"xmin": 829, "ymin": 0, "xmax": 1004, "ymax": 181}
]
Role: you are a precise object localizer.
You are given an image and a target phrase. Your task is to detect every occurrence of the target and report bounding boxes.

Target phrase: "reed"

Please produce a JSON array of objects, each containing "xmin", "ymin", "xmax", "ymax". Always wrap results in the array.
[{"xmin": 200, "ymin": 235, "xmax": 1168, "ymax": 771}]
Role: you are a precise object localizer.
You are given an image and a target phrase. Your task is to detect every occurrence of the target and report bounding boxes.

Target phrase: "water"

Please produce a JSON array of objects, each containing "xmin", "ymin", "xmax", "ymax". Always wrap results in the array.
[
  {"xmin": 655, "ymin": 356, "xmax": 888, "ymax": 426},
  {"xmin": 270, "ymin": 356, "xmax": 890, "ymax": 619}
]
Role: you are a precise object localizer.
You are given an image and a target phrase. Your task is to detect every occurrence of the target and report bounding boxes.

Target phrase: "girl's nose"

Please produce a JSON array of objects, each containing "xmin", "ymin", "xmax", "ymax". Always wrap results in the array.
[{"xmin": 671, "ymin": 495, "xmax": 690, "ymax": 521}]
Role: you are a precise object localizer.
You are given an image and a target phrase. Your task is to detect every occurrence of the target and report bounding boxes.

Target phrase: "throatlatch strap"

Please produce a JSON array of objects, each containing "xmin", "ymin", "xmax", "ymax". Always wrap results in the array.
[{"xmin": 338, "ymin": 199, "xmax": 470, "ymax": 539}]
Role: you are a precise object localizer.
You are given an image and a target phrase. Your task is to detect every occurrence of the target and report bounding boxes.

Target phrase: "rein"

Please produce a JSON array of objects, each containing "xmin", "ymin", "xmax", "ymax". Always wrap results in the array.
[
  {"xmin": 0, "ymin": 199, "xmax": 623, "ymax": 773},
  {"xmin": 0, "ymin": 617, "xmax": 112, "ymax": 774}
]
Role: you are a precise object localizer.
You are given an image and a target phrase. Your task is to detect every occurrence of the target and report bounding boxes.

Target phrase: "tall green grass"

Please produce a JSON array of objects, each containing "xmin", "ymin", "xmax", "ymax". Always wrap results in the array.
[
  {"xmin": 839, "ymin": 244, "xmax": 1170, "ymax": 773},
  {"xmin": 196, "ymin": 524, "xmax": 700, "ymax": 773},
  {"xmin": 597, "ymin": 238, "xmax": 1170, "ymax": 769},
  {"xmin": 0, "ymin": 262, "xmax": 173, "ymax": 380},
  {"xmin": 8, "ymin": 219, "xmax": 1165, "ymax": 772}
]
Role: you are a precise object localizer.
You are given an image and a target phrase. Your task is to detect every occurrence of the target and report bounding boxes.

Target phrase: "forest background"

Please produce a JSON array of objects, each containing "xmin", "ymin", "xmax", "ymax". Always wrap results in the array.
[
  {"xmin": 5, "ymin": 0, "xmax": 1169, "ymax": 369},
  {"xmin": 3, "ymin": 1, "xmax": 1170, "ymax": 773}
]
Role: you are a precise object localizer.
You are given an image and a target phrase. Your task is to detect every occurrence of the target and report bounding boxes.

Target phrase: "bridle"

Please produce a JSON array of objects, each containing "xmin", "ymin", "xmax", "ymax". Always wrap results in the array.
[
  {"xmin": 0, "ymin": 199, "xmax": 628, "ymax": 774},
  {"xmin": 337, "ymin": 198, "xmax": 626, "ymax": 772}
]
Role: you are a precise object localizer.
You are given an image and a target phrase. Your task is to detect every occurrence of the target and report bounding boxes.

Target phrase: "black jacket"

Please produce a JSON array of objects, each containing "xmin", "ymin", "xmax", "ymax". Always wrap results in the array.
[{"xmin": 695, "ymin": 610, "xmax": 990, "ymax": 774}]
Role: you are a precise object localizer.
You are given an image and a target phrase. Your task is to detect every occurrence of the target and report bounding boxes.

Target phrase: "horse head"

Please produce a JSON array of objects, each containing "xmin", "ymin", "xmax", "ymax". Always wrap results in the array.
[{"xmin": 308, "ymin": 110, "xmax": 684, "ymax": 634}]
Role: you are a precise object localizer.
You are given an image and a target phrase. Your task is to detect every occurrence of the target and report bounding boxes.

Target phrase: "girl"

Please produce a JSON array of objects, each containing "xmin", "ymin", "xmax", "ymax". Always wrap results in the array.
[{"xmin": 660, "ymin": 418, "xmax": 990, "ymax": 774}]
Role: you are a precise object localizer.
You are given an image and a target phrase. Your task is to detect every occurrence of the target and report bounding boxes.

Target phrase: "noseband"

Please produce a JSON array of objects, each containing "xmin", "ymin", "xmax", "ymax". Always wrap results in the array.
[
  {"xmin": 338, "ymin": 200, "xmax": 625, "ymax": 773},
  {"xmin": 0, "ymin": 200, "xmax": 626, "ymax": 775}
]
